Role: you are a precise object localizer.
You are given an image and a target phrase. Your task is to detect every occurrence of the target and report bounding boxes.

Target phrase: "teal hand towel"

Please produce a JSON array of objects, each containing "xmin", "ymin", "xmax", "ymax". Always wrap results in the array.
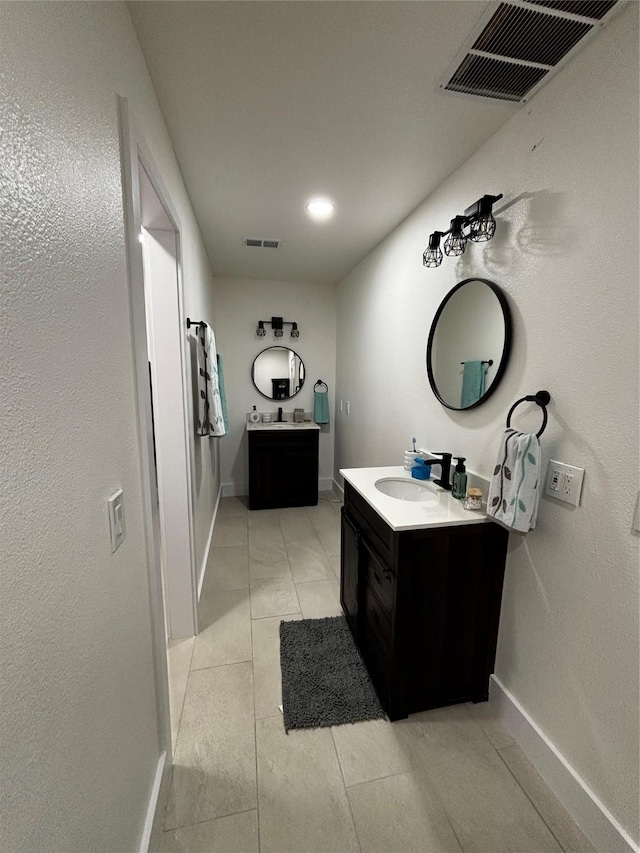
[
  {"xmin": 460, "ymin": 360, "xmax": 485, "ymax": 408},
  {"xmin": 313, "ymin": 390, "xmax": 329, "ymax": 424}
]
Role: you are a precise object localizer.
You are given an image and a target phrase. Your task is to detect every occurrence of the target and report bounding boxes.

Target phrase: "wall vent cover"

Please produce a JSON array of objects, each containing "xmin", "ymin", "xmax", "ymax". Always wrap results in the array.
[
  {"xmin": 440, "ymin": 0, "xmax": 619, "ymax": 104},
  {"xmin": 243, "ymin": 238, "xmax": 280, "ymax": 248}
]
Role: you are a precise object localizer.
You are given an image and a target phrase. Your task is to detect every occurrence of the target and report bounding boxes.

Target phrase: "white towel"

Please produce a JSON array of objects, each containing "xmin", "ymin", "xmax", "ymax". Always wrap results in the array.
[
  {"xmin": 487, "ymin": 429, "xmax": 541, "ymax": 533},
  {"xmin": 196, "ymin": 325, "xmax": 226, "ymax": 437}
]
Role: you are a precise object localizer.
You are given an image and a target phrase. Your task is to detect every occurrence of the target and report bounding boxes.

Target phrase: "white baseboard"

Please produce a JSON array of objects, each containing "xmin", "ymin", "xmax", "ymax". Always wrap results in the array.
[
  {"xmin": 138, "ymin": 750, "xmax": 170, "ymax": 853},
  {"xmin": 319, "ymin": 477, "xmax": 334, "ymax": 492},
  {"xmin": 332, "ymin": 477, "xmax": 344, "ymax": 498},
  {"xmin": 490, "ymin": 675, "xmax": 639, "ymax": 853},
  {"xmin": 197, "ymin": 485, "xmax": 221, "ymax": 601}
]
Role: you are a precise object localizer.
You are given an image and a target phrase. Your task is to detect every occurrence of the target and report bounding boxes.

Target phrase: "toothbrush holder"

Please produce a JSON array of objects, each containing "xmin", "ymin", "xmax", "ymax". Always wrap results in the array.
[{"xmin": 411, "ymin": 460, "xmax": 432, "ymax": 480}]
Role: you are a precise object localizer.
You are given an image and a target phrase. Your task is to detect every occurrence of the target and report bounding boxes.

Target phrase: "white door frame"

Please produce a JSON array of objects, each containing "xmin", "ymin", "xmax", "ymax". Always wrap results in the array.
[{"xmin": 117, "ymin": 95, "xmax": 198, "ymax": 758}]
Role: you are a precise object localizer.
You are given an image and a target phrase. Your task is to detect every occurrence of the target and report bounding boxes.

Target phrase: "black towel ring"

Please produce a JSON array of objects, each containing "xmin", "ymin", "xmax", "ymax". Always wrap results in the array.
[
  {"xmin": 506, "ymin": 390, "xmax": 551, "ymax": 438},
  {"xmin": 314, "ymin": 380, "xmax": 328, "ymax": 391}
]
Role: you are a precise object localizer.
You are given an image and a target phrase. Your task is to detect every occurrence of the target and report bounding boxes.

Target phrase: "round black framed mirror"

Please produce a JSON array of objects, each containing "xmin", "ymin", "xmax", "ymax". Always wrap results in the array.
[
  {"xmin": 426, "ymin": 278, "xmax": 512, "ymax": 411},
  {"xmin": 252, "ymin": 346, "xmax": 306, "ymax": 400}
]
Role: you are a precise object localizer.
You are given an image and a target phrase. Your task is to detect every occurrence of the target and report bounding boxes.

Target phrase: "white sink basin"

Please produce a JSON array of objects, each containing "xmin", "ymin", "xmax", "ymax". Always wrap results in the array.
[{"xmin": 374, "ymin": 477, "xmax": 440, "ymax": 505}]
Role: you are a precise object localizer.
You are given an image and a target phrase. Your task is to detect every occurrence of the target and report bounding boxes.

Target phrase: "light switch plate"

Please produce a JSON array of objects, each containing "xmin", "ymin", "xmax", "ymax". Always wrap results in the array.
[{"xmin": 108, "ymin": 489, "xmax": 126, "ymax": 552}]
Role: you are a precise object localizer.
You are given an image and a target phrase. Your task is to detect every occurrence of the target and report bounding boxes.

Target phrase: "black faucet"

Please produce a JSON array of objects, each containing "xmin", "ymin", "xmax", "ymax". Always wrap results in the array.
[
  {"xmin": 277, "ymin": 407, "xmax": 283, "ymax": 423},
  {"xmin": 429, "ymin": 452, "xmax": 453, "ymax": 490}
]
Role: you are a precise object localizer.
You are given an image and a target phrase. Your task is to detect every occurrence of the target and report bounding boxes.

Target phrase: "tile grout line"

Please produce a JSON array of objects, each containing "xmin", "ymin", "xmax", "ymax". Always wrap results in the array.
[
  {"xmin": 235, "ymin": 506, "xmax": 262, "ymax": 853},
  {"xmin": 464, "ymin": 709, "xmax": 571, "ymax": 850},
  {"xmin": 160, "ymin": 807, "xmax": 259, "ymax": 837},
  {"xmin": 494, "ymin": 745, "xmax": 572, "ymax": 853},
  {"xmin": 190, "ymin": 656, "xmax": 253, "ymax": 673},
  {"xmin": 249, "ymin": 587, "xmax": 262, "ymax": 853},
  {"xmin": 330, "ymin": 726, "xmax": 364, "ymax": 853}
]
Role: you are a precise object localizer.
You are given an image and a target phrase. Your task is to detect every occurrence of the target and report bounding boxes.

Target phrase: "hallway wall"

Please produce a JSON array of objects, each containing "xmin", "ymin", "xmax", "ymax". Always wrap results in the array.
[
  {"xmin": 334, "ymin": 4, "xmax": 639, "ymax": 846},
  {"xmin": 212, "ymin": 277, "xmax": 337, "ymax": 495},
  {"xmin": 0, "ymin": 3, "xmax": 218, "ymax": 851}
]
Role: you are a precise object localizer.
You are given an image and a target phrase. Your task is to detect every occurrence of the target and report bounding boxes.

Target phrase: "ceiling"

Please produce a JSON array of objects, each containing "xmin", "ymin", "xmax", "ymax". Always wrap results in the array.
[{"xmin": 129, "ymin": 1, "xmax": 519, "ymax": 284}]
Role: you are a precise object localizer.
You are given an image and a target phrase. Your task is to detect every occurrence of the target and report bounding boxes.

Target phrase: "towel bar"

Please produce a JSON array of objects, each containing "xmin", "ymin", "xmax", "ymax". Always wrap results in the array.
[{"xmin": 186, "ymin": 318, "xmax": 207, "ymax": 329}]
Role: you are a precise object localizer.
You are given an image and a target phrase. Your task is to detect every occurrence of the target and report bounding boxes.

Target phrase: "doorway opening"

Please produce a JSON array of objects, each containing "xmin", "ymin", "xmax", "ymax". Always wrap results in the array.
[
  {"xmin": 138, "ymin": 163, "xmax": 197, "ymax": 751},
  {"xmin": 118, "ymin": 96, "xmax": 198, "ymax": 776}
]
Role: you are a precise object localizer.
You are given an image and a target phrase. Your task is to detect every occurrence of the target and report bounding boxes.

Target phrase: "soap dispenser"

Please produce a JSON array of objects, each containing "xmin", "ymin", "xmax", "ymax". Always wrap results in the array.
[
  {"xmin": 249, "ymin": 405, "xmax": 260, "ymax": 424},
  {"xmin": 452, "ymin": 457, "xmax": 467, "ymax": 500}
]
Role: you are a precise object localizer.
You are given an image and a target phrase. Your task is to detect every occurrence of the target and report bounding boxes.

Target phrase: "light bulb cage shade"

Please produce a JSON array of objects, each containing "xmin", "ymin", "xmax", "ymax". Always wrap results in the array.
[
  {"xmin": 256, "ymin": 321, "xmax": 266, "ymax": 337},
  {"xmin": 443, "ymin": 218, "xmax": 467, "ymax": 256},
  {"xmin": 423, "ymin": 232, "xmax": 444, "ymax": 268},
  {"xmin": 274, "ymin": 328, "xmax": 283, "ymax": 337},
  {"xmin": 469, "ymin": 214, "xmax": 496, "ymax": 242},
  {"xmin": 444, "ymin": 234, "xmax": 467, "ymax": 256},
  {"xmin": 290, "ymin": 322, "xmax": 300, "ymax": 339},
  {"xmin": 423, "ymin": 247, "xmax": 443, "ymax": 268}
]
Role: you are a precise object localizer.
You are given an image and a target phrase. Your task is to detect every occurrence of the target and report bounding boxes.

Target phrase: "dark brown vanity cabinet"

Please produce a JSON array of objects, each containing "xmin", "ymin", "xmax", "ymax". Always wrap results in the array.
[
  {"xmin": 340, "ymin": 482, "xmax": 508, "ymax": 721},
  {"xmin": 248, "ymin": 429, "xmax": 319, "ymax": 510}
]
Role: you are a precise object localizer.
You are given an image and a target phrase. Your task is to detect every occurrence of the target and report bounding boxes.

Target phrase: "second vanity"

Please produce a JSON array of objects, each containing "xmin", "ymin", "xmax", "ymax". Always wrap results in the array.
[
  {"xmin": 247, "ymin": 420, "xmax": 320, "ymax": 510},
  {"xmin": 339, "ymin": 466, "xmax": 508, "ymax": 721}
]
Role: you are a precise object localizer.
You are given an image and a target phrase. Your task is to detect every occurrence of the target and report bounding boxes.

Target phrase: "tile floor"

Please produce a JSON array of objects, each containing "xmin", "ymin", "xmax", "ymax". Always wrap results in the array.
[{"xmin": 159, "ymin": 494, "xmax": 594, "ymax": 853}]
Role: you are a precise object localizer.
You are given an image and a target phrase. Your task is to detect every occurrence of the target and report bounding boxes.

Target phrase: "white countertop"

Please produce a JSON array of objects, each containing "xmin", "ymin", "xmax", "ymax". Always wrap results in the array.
[
  {"xmin": 246, "ymin": 421, "xmax": 320, "ymax": 432},
  {"xmin": 339, "ymin": 466, "xmax": 489, "ymax": 531}
]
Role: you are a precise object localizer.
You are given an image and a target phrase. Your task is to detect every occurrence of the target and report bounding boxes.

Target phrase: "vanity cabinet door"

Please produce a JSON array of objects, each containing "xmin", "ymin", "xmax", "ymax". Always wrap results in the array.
[
  {"xmin": 361, "ymin": 540, "xmax": 396, "ymax": 616},
  {"xmin": 249, "ymin": 431, "xmax": 318, "ymax": 509},
  {"xmin": 340, "ymin": 509, "xmax": 360, "ymax": 639}
]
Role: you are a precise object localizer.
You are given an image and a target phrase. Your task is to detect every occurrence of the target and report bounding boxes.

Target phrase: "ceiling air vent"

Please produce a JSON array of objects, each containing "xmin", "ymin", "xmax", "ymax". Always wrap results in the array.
[
  {"xmin": 526, "ymin": 1, "xmax": 617, "ymax": 20},
  {"xmin": 243, "ymin": 238, "xmax": 281, "ymax": 249},
  {"xmin": 440, "ymin": 0, "xmax": 619, "ymax": 104}
]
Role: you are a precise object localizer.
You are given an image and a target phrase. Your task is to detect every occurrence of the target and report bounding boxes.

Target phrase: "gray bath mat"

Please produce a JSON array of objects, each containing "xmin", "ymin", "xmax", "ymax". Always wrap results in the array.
[{"xmin": 279, "ymin": 615, "xmax": 385, "ymax": 732}]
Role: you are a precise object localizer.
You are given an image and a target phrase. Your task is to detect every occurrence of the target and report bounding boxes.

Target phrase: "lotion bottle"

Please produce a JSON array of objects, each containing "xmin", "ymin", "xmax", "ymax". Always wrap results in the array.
[{"xmin": 452, "ymin": 457, "xmax": 467, "ymax": 500}]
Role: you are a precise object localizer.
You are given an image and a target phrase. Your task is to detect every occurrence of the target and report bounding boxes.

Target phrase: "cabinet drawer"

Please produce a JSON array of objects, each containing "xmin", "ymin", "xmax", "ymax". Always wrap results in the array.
[
  {"xmin": 362, "ymin": 541, "xmax": 395, "ymax": 616},
  {"xmin": 345, "ymin": 484, "xmax": 395, "ymax": 568},
  {"xmin": 363, "ymin": 583, "xmax": 393, "ymax": 665}
]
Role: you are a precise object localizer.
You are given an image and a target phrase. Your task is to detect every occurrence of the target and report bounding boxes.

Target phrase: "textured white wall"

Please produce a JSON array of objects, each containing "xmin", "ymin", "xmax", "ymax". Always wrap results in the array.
[
  {"xmin": 212, "ymin": 278, "xmax": 337, "ymax": 493},
  {"xmin": 0, "ymin": 3, "xmax": 217, "ymax": 851},
  {"xmin": 334, "ymin": 4, "xmax": 639, "ymax": 842}
]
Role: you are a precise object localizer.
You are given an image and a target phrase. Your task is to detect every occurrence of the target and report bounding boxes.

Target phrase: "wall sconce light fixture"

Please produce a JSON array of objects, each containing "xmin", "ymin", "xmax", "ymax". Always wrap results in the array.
[
  {"xmin": 256, "ymin": 316, "xmax": 301, "ymax": 340},
  {"xmin": 423, "ymin": 194, "xmax": 502, "ymax": 269}
]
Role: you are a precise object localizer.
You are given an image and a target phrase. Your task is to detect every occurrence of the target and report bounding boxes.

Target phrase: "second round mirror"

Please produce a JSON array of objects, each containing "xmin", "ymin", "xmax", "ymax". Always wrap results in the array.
[{"xmin": 252, "ymin": 346, "xmax": 305, "ymax": 400}]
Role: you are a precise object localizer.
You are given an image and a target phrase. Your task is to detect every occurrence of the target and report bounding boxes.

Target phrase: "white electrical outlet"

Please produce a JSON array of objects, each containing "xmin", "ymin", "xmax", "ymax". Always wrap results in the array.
[
  {"xmin": 346, "ymin": 401, "xmax": 351, "ymax": 415},
  {"xmin": 544, "ymin": 461, "xmax": 584, "ymax": 507}
]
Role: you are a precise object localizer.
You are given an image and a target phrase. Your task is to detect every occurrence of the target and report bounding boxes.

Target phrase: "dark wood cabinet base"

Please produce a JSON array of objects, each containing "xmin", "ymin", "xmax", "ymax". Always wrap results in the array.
[
  {"xmin": 340, "ymin": 482, "xmax": 508, "ymax": 721},
  {"xmin": 248, "ymin": 429, "xmax": 319, "ymax": 510}
]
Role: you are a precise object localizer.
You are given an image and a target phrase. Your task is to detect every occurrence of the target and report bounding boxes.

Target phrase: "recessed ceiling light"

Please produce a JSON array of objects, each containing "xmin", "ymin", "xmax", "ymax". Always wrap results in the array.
[{"xmin": 305, "ymin": 197, "xmax": 335, "ymax": 221}]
